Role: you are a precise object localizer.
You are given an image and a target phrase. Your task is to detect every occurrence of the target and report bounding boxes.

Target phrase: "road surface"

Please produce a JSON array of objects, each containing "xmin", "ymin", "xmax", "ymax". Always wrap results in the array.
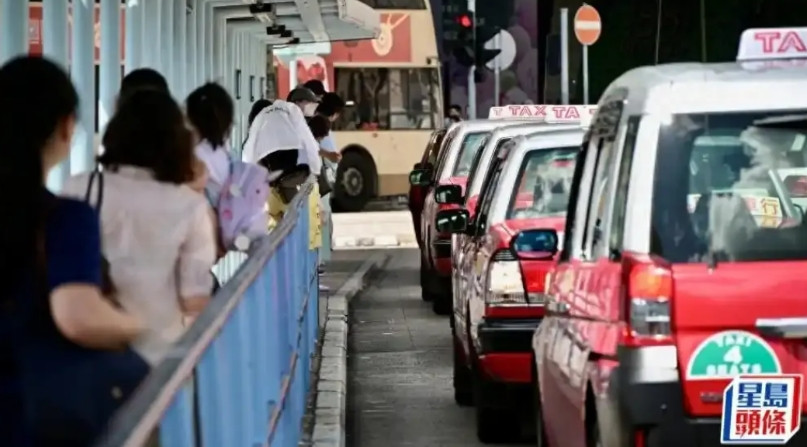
[{"xmin": 346, "ymin": 248, "xmax": 528, "ymax": 447}]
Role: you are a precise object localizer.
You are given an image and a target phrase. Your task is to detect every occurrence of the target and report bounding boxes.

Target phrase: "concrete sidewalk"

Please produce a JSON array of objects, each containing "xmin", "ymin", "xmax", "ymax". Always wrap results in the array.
[{"xmin": 303, "ymin": 249, "xmax": 392, "ymax": 447}]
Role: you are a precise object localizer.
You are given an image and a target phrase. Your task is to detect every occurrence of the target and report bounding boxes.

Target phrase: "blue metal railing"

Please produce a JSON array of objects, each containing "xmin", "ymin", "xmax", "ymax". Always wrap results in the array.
[{"xmin": 94, "ymin": 180, "xmax": 319, "ymax": 447}]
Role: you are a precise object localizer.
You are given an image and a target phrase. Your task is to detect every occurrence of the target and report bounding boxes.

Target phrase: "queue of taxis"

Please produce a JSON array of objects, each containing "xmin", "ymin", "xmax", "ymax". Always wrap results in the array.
[
  {"xmin": 531, "ymin": 28, "xmax": 807, "ymax": 447},
  {"xmin": 409, "ymin": 127, "xmax": 448, "ymax": 247},
  {"xmin": 409, "ymin": 118, "xmax": 535, "ymax": 313},
  {"xmin": 409, "ymin": 106, "xmax": 596, "ymax": 315},
  {"xmin": 435, "ymin": 127, "xmax": 584, "ymax": 442}
]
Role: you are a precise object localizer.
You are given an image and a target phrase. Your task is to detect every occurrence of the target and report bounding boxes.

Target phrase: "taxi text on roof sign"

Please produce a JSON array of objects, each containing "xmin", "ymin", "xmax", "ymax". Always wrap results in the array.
[
  {"xmin": 736, "ymin": 27, "xmax": 807, "ymax": 62},
  {"xmin": 488, "ymin": 104, "xmax": 598, "ymax": 122}
]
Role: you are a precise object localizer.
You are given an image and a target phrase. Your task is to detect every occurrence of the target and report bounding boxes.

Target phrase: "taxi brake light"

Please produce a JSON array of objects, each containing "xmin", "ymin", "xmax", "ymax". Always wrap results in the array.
[
  {"xmin": 485, "ymin": 251, "xmax": 528, "ymax": 306},
  {"xmin": 622, "ymin": 261, "xmax": 673, "ymax": 347},
  {"xmin": 784, "ymin": 175, "xmax": 807, "ymax": 197}
]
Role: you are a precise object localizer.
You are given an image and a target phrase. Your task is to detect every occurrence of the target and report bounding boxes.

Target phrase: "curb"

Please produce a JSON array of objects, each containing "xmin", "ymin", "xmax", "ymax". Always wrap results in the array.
[
  {"xmin": 310, "ymin": 251, "xmax": 390, "ymax": 447},
  {"xmin": 333, "ymin": 235, "xmax": 417, "ymax": 249}
]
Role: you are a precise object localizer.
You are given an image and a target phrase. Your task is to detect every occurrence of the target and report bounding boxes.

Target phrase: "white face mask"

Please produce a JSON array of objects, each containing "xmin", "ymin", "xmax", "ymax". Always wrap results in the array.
[{"xmin": 303, "ymin": 102, "xmax": 318, "ymax": 117}]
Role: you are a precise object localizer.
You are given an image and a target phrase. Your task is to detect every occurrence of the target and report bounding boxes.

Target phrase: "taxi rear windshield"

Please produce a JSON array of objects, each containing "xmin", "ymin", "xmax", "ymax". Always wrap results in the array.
[
  {"xmin": 453, "ymin": 132, "xmax": 490, "ymax": 176},
  {"xmin": 507, "ymin": 147, "xmax": 578, "ymax": 219},
  {"xmin": 651, "ymin": 112, "xmax": 807, "ymax": 263}
]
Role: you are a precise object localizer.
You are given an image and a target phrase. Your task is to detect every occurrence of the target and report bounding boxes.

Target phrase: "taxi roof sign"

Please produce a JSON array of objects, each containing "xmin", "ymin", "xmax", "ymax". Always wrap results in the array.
[
  {"xmin": 736, "ymin": 28, "xmax": 807, "ymax": 62},
  {"xmin": 488, "ymin": 104, "xmax": 598, "ymax": 124}
]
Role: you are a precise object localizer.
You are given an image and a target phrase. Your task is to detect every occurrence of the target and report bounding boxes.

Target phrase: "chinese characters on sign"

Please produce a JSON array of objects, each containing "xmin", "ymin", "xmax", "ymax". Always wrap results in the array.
[{"xmin": 721, "ymin": 374, "xmax": 803, "ymax": 444}]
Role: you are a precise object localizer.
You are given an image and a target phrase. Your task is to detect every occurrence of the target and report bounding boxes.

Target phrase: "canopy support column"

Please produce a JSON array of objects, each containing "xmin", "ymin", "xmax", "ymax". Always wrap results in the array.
[
  {"xmin": 43, "ymin": 0, "xmax": 70, "ymax": 190},
  {"xmin": 99, "ymin": 0, "xmax": 122, "ymax": 130},
  {"xmin": 124, "ymin": 0, "xmax": 144, "ymax": 73},
  {"xmin": 0, "ymin": 0, "xmax": 28, "ymax": 64},
  {"xmin": 70, "ymin": 0, "xmax": 96, "ymax": 175}
]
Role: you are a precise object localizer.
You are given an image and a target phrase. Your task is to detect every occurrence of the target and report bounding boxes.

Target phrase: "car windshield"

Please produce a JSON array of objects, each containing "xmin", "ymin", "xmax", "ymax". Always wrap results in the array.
[
  {"xmin": 506, "ymin": 147, "xmax": 579, "ymax": 219},
  {"xmin": 452, "ymin": 131, "xmax": 491, "ymax": 176},
  {"xmin": 651, "ymin": 112, "xmax": 807, "ymax": 263}
]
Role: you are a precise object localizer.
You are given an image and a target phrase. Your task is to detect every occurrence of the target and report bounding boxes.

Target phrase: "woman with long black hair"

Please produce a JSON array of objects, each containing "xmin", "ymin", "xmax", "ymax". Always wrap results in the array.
[{"xmin": 0, "ymin": 57, "xmax": 144, "ymax": 446}]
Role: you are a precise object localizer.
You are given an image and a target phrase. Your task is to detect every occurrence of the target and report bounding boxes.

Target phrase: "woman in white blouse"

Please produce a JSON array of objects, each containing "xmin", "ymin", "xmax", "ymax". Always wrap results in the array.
[{"xmin": 62, "ymin": 90, "xmax": 216, "ymax": 366}]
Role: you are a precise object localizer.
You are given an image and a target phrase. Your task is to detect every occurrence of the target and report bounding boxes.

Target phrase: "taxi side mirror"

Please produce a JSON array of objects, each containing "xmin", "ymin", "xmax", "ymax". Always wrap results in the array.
[
  {"xmin": 434, "ymin": 184, "xmax": 463, "ymax": 205},
  {"xmin": 435, "ymin": 208, "xmax": 470, "ymax": 233},
  {"xmin": 409, "ymin": 169, "xmax": 432, "ymax": 187},
  {"xmin": 511, "ymin": 229, "xmax": 558, "ymax": 260}
]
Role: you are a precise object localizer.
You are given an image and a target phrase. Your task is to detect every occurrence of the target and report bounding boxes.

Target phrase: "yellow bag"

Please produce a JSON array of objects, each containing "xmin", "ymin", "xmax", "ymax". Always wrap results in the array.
[{"xmin": 308, "ymin": 183, "xmax": 322, "ymax": 249}]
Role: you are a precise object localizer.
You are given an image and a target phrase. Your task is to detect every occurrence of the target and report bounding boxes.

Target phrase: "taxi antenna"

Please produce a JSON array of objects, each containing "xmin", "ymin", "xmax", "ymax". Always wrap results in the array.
[{"xmin": 654, "ymin": 0, "xmax": 662, "ymax": 65}]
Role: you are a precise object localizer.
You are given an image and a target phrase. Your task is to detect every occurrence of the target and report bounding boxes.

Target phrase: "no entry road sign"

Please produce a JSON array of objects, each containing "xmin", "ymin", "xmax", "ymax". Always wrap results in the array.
[{"xmin": 574, "ymin": 4, "xmax": 601, "ymax": 46}]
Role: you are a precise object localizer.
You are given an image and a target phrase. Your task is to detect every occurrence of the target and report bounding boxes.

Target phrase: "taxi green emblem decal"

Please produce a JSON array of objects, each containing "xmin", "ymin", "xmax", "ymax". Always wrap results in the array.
[{"xmin": 686, "ymin": 330, "xmax": 781, "ymax": 380}]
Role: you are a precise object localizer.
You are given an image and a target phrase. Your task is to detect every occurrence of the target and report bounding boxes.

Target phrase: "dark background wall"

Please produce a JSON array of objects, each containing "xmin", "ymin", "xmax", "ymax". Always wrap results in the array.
[{"xmin": 435, "ymin": 0, "xmax": 807, "ymax": 113}]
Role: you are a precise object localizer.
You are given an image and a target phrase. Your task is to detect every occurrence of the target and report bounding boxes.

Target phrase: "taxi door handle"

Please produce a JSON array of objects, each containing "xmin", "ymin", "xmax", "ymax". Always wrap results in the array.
[
  {"xmin": 756, "ymin": 317, "xmax": 807, "ymax": 339},
  {"xmin": 547, "ymin": 301, "xmax": 570, "ymax": 315}
]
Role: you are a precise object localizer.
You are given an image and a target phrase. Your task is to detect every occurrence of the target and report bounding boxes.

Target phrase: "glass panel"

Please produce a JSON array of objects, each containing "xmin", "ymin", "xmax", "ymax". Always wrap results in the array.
[
  {"xmin": 452, "ymin": 131, "xmax": 491, "ymax": 176},
  {"xmin": 334, "ymin": 67, "xmax": 439, "ymax": 130},
  {"xmin": 333, "ymin": 68, "xmax": 390, "ymax": 130},
  {"xmin": 507, "ymin": 147, "xmax": 579, "ymax": 219},
  {"xmin": 650, "ymin": 112, "xmax": 807, "ymax": 263}
]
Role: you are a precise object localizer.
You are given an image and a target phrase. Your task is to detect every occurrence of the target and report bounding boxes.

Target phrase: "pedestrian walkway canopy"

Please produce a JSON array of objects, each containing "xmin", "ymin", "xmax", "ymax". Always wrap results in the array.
[{"xmin": 0, "ymin": 0, "xmax": 380, "ymax": 190}]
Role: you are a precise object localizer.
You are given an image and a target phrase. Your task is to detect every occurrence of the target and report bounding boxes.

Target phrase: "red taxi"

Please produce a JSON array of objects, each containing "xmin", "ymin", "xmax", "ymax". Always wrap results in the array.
[
  {"xmin": 532, "ymin": 28, "xmax": 807, "ymax": 447},
  {"xmin": 411, "ymin": 119, "xmax": 533, "ymax": 313},
  {"xmin": 435, "ymin": 128, "xmax": 584, "ymax": 443},
  {"xmin": 442, "ymin": 106, "xmax": 595, "ymax": 328},
  {"xmin": 408, "ymin": 128, "xmax": 448, "ymax": 247}
]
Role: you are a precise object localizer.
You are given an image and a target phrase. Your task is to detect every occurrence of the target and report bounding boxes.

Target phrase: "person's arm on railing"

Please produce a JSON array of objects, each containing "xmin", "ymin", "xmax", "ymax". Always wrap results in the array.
[
  {"xmin": 48, "ymin": 201, "xmax": 143, "ymax": 349},
  {"xmin": 177, "ymin": 200, "xmax": 217, "ymax": 318}
]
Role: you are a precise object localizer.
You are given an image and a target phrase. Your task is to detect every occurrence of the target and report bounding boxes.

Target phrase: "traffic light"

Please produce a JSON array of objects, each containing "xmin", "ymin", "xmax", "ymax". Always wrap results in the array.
[{"xmin": 450, "ymin": 11, "xmax": 502, "ymax": 71}]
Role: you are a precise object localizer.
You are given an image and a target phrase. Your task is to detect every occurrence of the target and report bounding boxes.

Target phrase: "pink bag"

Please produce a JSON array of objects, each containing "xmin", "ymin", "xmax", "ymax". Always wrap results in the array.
[{"xmin": 213, "ymin": 159, "xmax": 270, "ymax": 250}]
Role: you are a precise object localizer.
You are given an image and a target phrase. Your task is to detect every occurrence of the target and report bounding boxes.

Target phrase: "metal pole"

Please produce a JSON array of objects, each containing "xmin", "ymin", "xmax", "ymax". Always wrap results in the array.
[
  {"xmin": 493, "ymin": 32, "xmax": 501, "ymax": 107},
  {"xmin": 466, "ymin": 0, "xmax": 476, "ymax": 119},
  {"xmin": 70, "ymin": 0, "xmax": 96, "ymax": 175},
  {"xmin": 560, "ymin": 8, "xmax": 570, "ymax": 105},
  {"xmin": 0, "ymin": 0, "xmax": 28, "ymax": 64},
  {"xmin": 174, "ymin": 0, "xmax": 187, "ymax": 96},
  {"xmin": 43, "ymin": 0, "xmax": 70, "ymax": 190},
  {"xmin": 100, "ymin": 0, "xmax": 121, "ymax": 131},
  {"xmin": 124, "ymin": 0, "xmax": 143, "ymax": 72},
  {"xmin": 289, "ymin": 55, "xmax": 298, "ymax": 90},
  {"xmin": 582, "ymin": 44, "xmax": 589, "ymax": 104},
  {"xmin": 187, "ymin": 0, "xmax": 197, "ymax": 90},
  {"xmin": 161, "ymin": 0, "xmax": 174, "ymax": 90},
  {"xmin": 205, "ymin": 4, "xmax": 214, "ymax": 80},
  {"xmin": 143, "ymin": 0, "xmax": 160, "ymax": 69}
]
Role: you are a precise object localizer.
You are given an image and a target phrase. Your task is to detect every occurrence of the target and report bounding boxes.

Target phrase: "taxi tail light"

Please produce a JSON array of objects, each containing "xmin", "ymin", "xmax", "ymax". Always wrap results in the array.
[
  {"xmin": 484, "ymin": 250, "xmax": 528, "ymax": 306},
  {"xmin": 784, "ymin": 175, "xmax": 807, "ymax": 197},
  {"xmin": 620, "ymin": 256, "xmax": 673, "ymax": 347}
]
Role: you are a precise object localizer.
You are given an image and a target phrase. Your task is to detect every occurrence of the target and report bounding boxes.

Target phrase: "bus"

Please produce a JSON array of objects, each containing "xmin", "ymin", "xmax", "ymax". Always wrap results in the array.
[{"xmin": 273, "ymin": 0, "xmax": 443, "ymax": 212}]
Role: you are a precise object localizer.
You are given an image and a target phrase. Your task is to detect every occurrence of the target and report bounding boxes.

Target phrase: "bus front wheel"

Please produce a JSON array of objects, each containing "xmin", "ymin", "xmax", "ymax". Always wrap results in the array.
[{"xmin": 333, "ymin": 151, "xmax": 375, "ymax": 212}]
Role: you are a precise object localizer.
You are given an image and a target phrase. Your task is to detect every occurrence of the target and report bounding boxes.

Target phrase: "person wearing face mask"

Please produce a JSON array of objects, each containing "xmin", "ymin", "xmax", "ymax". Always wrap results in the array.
[
  {"xmin": 242, "ymin": 87, "xmax": 322, "ymax": 202},
  {"xmin": 444, "ymin": 104, "xmax": 463, "ymax": 127}
]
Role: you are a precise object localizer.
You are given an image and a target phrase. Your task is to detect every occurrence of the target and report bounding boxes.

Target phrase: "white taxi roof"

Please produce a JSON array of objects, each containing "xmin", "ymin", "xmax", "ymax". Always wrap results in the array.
[
  {"xmin": 604, "ymin": 27, "xmax": 807, "ymax": 116},
  {"xmin": 438, "ymin": 105, "xmax": 594, "ymax": 182},
  {"xmin": 465, "ymin": 122, "xmax": 579, "ymax": 199},
  {"xmin": 437, "ymin": 120, "xmax": 533, "ymax": 181},
  {"xmin": 487, "ymin": 128, "xmax": 586, "ymax": 225}
]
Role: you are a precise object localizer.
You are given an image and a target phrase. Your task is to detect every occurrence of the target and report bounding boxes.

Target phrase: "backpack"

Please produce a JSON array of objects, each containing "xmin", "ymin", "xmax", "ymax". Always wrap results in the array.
[{"xmin": 206, "ymin": 156, "xmax": 270, "ymax": 251}]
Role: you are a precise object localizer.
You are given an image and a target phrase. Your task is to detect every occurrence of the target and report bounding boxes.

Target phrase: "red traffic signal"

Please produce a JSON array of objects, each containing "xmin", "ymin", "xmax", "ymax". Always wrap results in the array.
[{"xmin": 457, "ymin": 13, "xmax": 473, "ymax": 29}]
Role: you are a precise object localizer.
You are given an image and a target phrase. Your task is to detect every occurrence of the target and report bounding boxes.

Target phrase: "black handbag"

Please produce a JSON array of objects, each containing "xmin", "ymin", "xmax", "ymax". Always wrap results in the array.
[{"xmin": 20, "ymin": 168, "xmax": 149, "ymax": 445}]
